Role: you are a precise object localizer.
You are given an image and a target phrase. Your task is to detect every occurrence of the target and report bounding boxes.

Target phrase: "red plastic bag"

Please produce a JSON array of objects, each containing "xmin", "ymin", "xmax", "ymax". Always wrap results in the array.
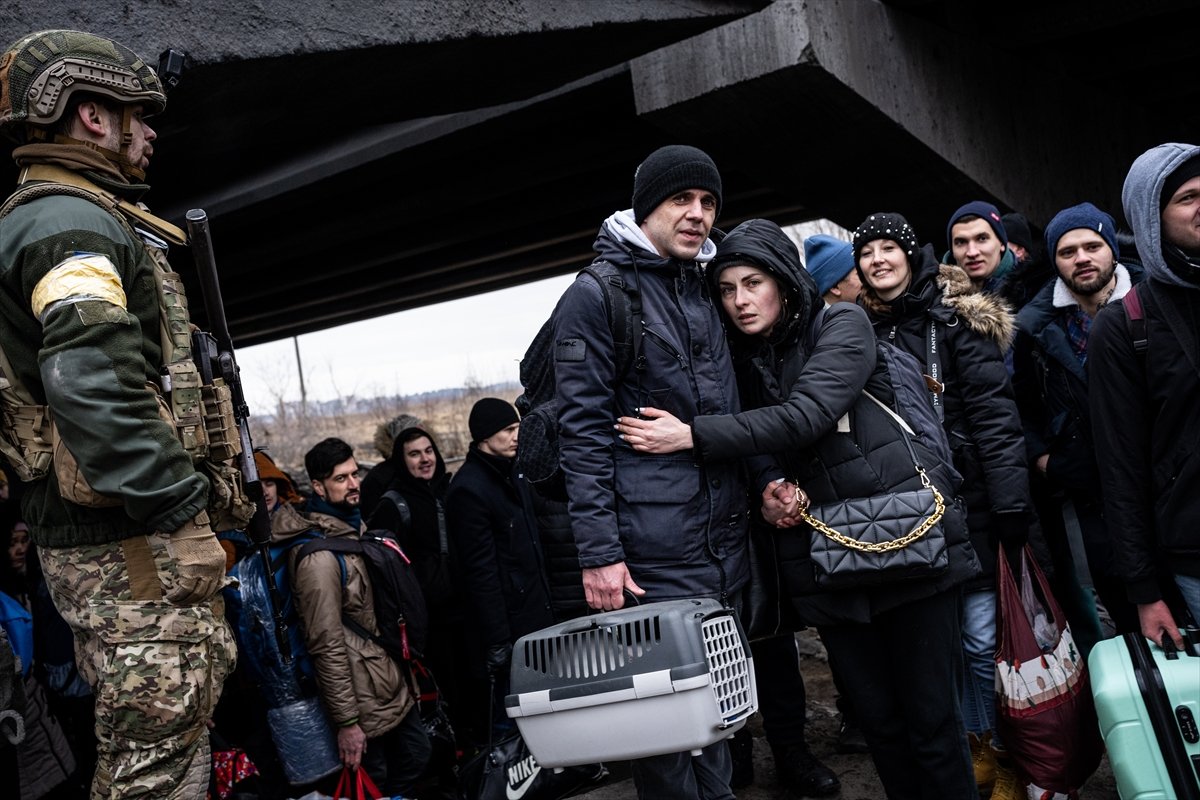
[
  {"xmin": 995, "ymin": 546, "xmax": 1103, "ymax": 796},
  {"xmin": 332, "ymin": 765, "xmax": 383, "ymax": 800}
]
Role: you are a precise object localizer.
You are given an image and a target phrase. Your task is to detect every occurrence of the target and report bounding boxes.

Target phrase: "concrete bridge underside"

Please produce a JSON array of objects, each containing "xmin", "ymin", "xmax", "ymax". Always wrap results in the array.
[{"xmin": 1, "ymin": 0, "xmax": 1194, "ymax": 345}]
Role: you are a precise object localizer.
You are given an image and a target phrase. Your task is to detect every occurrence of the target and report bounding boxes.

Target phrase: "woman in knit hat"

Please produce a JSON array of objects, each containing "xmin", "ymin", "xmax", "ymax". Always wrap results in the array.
[{"xmin": 854, "ymin": 212, "xmax": 1033, "ymax": 799}]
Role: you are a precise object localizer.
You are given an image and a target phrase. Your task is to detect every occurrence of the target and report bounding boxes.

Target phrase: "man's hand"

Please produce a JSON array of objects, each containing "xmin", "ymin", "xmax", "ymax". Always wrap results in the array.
[
  {"xmin": 337, "ymin": 723, "xmax": 367, "ymax": 770},
  {"xmin": 582, "ymin": 562, "xmax": 645, "ymax": 611},
  {"xmin": 1138, "ymin": 600, "xmax": 1185, "ymax": 650},
  {"xmin": 163, "ymin": 513, "xmax": 227, "ymax": 605},
  {"xmin": 762, "ymin": 479, "xmax": 806, "ymax": 528},
  {"xmin": 615, "ymin": 407, "xmax": 693, "ymax": 453},
  {"xmin": 1035, "ymin": 453, "xmax": 1050, "ymax": 476}
]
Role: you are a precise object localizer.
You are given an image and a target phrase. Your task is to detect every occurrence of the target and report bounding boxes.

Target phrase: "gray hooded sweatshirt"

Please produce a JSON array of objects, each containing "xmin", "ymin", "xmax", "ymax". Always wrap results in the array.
[{"xmin": 1088, "ymin": 142, "xmax": 1200, "ymax": 603}]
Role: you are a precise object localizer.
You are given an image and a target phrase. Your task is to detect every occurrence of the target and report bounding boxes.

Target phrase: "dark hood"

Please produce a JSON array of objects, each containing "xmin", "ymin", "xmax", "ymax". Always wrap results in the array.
[
  {"xmin": 388, "ymin": 426, "xmax": 448, "ymax": 491},
  {"xmin": 1122, "ymin": 142, "xmax": 1200, "ymax": 288},
  {"xmin": 707, "ymin": 218, "xmax": 820, "ymax": 352}
]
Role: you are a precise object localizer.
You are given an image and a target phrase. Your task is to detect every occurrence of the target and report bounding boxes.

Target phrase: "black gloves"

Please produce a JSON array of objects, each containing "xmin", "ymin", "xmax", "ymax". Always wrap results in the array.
[{"xmin": 486, "ymin": 643, "xmax": 512, "ymax": 676}]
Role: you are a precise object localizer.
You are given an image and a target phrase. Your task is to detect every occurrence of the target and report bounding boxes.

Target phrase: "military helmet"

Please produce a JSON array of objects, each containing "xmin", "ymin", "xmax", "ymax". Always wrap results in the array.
[{"xmin": 0, "ymin": 29, "xmax": 165, "ymax": 138}]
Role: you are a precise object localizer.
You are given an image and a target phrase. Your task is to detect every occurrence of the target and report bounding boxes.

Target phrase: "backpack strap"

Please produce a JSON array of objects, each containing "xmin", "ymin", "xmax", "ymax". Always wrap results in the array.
[
  {"xmin": 1123, "ymin": 283, "xmax": 1148, "ymax": 356},
  {"xmin": 581, "ymin": 260, "xmax": 644, "ymax": 378},
  {"xmin": 435, "ymin": 498, "xmax": 448, "ymax": 556},
  {"xmin": 1142, "ymin": 280, "xmax": 1200, "ymax": 378},
  {"xmin": 380, "ymin": 490, "xmax": 413, "ymax": 534}
]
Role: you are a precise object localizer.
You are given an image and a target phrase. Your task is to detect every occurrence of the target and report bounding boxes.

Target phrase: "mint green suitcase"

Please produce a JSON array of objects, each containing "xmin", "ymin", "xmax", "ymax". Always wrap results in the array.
[{"xmin": 1088, "ymin": 630, "xmax": 1200, "ymax": 799}]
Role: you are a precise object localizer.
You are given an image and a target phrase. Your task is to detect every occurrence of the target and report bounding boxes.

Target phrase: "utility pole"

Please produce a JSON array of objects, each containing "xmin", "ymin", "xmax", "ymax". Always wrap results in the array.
[{"xmin": 293, "ymin": 335, "xmax": 308, "ymax": 415}]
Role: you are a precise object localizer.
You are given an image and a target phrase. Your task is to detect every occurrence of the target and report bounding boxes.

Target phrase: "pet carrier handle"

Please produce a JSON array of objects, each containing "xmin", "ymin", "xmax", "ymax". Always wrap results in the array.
[{"xmin": 562, "ymin": 590, "xmax": 644, "ymax": 634}]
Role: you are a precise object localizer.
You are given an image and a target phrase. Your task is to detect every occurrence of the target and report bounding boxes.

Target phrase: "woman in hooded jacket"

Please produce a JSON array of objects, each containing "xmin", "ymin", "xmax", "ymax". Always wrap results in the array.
[
  {"xmin": 616, "ymin": 218, "xmax": 981, "ymax": 799},
  {"xmin": 853, "ymin": 212, "xmax": 1033, "ymax": 793}
]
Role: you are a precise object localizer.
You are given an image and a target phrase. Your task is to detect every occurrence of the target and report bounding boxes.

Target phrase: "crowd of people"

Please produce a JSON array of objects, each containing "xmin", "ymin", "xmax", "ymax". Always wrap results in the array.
[{"xmin": 0, "ymin": 25, "xmax": 1198, "ymax": 800}]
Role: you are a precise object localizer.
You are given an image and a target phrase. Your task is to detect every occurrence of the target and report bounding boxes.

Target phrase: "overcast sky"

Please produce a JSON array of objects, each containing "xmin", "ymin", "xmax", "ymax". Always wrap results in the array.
[{"xmin": 237, "ymin": 273, "xmax": 576, "ymax": 414}]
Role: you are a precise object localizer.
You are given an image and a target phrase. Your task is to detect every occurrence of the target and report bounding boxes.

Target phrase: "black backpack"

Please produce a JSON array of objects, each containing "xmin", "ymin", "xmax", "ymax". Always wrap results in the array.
[
  {"xmin": 515, "ymin": 261, "xmax": 643, "ymax": 501},
  {"xmin": 295, "ymin": 523, "xmax": 429, "ymax": 663}
]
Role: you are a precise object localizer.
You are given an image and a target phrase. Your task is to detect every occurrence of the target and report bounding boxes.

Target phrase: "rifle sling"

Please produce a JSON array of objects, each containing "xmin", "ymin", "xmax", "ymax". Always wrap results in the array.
[{"xmin": 16, "ymin": 163, "xmax": 187, "ymax": 245}]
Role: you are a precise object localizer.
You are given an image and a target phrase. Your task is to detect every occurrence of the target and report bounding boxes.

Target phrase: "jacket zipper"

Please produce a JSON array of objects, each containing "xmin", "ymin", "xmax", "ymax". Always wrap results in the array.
[{"xmin": 642, "ymin": 324, "xmax": 687, "ymax": 369}]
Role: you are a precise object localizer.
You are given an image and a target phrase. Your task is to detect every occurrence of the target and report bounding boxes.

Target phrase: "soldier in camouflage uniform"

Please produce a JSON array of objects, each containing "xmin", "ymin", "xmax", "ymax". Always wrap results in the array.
[{"xmin": 0, "ymin": 30, "xmax": 235, "ymax": 799}]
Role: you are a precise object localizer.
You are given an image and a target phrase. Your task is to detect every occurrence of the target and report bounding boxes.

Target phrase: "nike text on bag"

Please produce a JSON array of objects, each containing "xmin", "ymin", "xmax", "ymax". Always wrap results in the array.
[{"xmin": 456, "ymin": 732, "xmax": 605, "ymax": 800}]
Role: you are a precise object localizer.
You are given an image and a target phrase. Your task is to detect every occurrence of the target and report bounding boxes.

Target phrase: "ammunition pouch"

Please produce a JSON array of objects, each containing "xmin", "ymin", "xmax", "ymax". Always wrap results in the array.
[
  {"xmin": 204, "ymin": 460, "xmax": 255, "ymax": 532},
  {"xmin": 51, "ymin": 424, "xmax": 122, "ymax": 508},
  {"xmin": 163, "ymin": 361, "xmax": 208, "ymax": 460},
  {"xmin": 0, "ymin": 394, "xmax": 53, "ymax": 482},
  {"xmin": 151, "ymin": 378, "xmax": 247, "ymax": 527},
  {"xmin": 201, "ymin": 381, "xmax": 241, "ymax": 464}
]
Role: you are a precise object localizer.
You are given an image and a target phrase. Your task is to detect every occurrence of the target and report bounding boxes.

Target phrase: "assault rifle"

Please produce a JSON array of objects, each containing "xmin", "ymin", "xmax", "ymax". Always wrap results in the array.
[{"xmin": 185, "ymin": 208, "xmax": 291, "ymax": 662}]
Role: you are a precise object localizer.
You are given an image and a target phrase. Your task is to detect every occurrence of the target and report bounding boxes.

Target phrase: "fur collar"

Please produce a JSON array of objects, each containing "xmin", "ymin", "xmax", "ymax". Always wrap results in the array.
[
  {"xmin": 1051, "ymin": 263, "xmax": 1132, "ymax": 309},
  {"xmin": 860, "ymin": 258, "xmax": 1017, "ymax": 352},
  {"xmin": 936, "ymin": 263, "xmax": 1017, "ymax": 351}
]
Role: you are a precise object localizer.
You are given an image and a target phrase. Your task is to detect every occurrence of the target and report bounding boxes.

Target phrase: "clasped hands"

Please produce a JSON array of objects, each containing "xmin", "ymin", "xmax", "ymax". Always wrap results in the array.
[{"xmin": 762, "ymin": 478, "xmax": 808, "ymax": 529}]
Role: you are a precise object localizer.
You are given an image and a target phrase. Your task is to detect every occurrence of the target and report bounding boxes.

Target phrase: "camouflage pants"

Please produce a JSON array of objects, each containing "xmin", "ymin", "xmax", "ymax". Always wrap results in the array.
[{"xmin": 40, "ymin": 533, "xmax": 236, "ymax": 800}]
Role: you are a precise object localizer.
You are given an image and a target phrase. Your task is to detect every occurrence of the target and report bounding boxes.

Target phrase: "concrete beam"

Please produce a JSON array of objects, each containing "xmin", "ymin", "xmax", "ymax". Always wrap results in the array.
[
  {"xmin": 0, "ymin": 1, "xmax": 764, "ymax": 63},
  {"xmin": 630, "ymin": 0, "xmax": 1146, "ymax": 237}
]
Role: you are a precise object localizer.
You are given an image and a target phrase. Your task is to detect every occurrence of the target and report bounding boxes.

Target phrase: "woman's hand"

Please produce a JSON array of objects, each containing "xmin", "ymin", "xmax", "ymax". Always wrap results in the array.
[
  {"xmin": 762, "ymin": 479, "xmax": 808, "ymax": 528},
  {"xmin": 615, "ymin": 407, "xmax": 693, "ymax": 453}
]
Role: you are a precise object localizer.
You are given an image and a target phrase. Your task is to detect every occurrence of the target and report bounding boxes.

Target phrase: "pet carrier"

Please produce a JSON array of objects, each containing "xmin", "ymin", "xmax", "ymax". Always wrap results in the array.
[{"xmin": 505, "ymin": 598, "xmax": 757, "ymax": 768}]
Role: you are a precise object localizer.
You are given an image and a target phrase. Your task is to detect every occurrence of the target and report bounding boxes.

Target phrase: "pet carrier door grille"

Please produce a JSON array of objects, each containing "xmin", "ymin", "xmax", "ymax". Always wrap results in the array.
[
  {"xmin": 702, "ymin": 615, "xmax": 754, "ymax": 723},
  {"xmin": 520, "ymin": 615, "xmax": 663, "ymax": 679}
]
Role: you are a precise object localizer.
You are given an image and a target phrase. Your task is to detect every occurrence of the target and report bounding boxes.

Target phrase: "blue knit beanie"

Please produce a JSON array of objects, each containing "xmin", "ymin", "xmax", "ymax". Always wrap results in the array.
[
  {"xmin": 1044, "ymin": 202, "xmax": 1120, "ymax": 263},
  {"xmin": 946, "ymin": 200, "xmax": 1008, "ymax": 252},
  {"xmin": 803, "ymin": 235, "xmax": 855, "ymax": 295}
]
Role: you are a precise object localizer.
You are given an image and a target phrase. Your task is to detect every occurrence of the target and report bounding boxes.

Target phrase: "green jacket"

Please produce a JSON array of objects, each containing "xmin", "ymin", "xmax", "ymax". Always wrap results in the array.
[{"xmin": 0, "ymin": 168, "xmax": 208, "ymax": 546}]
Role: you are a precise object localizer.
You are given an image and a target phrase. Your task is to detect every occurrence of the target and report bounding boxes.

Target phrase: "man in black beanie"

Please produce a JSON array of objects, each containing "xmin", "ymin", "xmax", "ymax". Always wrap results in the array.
[
  {"xmin": 548, "ymin": 146, "xmax": 737, "ymax": 798},
  {"xmin": 445, "ymin": 398, "xmax": 552, "ymax": 741},
  {"xmin": 544, "ymin": 146, "xmax": 834, "ymax": 800}
]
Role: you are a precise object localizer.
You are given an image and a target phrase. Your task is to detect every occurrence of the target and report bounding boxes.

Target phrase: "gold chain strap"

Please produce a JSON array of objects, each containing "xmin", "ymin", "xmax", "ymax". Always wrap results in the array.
[{"xmin": 800, "ymin": 468, "xmax": 945, "ymax": 554}]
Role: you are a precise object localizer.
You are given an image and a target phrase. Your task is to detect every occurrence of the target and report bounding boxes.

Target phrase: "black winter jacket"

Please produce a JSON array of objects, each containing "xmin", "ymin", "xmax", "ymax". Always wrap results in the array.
[
  {"xmin": 371, "ymin": 427, "xmax": 460, "ymax": 615},
  {"xmin": 552, "ymin": 211, "xmax": 748, "ymax": 601},
  {"xmin": 691, "ymin": 220, "xmax": 979, "ymax": 625},
  {"xmin": 445, "ymin": 446, "xmax": 553, "ymax": 648},
  {"xmin": 1089, "ymin": 140, "xmax": 1200, "ymax": 602},
  {"xmin": 862, "ymin": 246, "xmax": 1031, "ymax": 587},
  {"xmin": 1013, "ymin": 264, "xmax": 1143, "ymax": 499}
]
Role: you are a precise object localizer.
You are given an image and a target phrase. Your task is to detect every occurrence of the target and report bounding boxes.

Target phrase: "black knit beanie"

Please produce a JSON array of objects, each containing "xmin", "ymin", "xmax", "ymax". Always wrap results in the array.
[
  {"xmin": 946, "ymin": 200, "xmax": 1008, "ymax": 252},
  {"xmin": 1001, "ymin": 212, "xmax": 1034, "ymax": 251},
  {"xmin": 469, "ymin": 397, "xmax": 519, "ymax": 443},
  {"xmin": 852, "ymin": 212, "xmax": 920, "ymax": 262},
  {"xmin": 1160, "ymin": 154, "xmax": 1200, "ymax": 211},
  {"xmin": 632, "ymin": 145, "xmax": 723, "ymax": 224}
]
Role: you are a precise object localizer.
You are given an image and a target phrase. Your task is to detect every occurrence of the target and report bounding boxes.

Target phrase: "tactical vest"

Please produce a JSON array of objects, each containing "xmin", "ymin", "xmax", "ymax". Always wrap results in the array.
[{"xmin": 0, "ymin": 164, "xmax": 253, "ymax": 529}]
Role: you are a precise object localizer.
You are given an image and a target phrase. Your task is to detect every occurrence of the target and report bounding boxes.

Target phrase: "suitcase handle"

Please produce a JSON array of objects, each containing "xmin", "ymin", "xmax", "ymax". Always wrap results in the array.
[{"xmin": 1161, "ymin": 633, "xmax": 1179, "ymax": 660}]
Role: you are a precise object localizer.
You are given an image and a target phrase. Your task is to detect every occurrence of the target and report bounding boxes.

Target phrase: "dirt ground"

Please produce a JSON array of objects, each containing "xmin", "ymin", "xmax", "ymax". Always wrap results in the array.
[{"xmin": 574, "ymin": 630, "xmax": 1118, "ymax": 800}]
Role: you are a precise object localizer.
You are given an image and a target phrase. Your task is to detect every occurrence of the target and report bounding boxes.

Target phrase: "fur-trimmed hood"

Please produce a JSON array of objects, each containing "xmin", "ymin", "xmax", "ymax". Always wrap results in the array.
[
  {"xmin": 860, "ymin": 243, "xmax": 1015, "ymax": 352},
  {"xmin": 936, "ymin": 263, "xmax": 1016, "ymax": 352}
]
